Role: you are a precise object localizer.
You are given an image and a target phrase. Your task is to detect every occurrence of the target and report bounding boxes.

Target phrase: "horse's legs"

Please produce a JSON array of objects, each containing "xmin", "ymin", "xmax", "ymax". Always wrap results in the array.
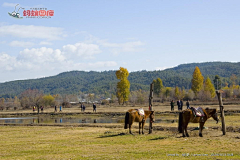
[
  {"xmin": 139, "ymin": 122, "xmax": 141, "ymax": 134},
  {"xmin": 199, "ymin": 122, "xmax": 205, "ymax": 137},
  {"xmin": 185, "ymin": 123, "xmax": 189, "ymax": 137},
  {"xmin": 129, "ymin": 122, "xmax": 133, "ymax": 135},
  {"xmin": 142, "ymin": 122, "xmax": 145, "ymax": 134},
  {"xmin": 182, "ymin": 122, "xmax": 189, "ymax": 137}
]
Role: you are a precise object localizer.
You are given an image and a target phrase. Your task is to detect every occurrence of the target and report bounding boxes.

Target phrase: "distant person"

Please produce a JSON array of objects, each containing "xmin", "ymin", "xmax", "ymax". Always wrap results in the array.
[
  {"xmin": 82, "ymin": 104, "xmax": 85, "ymax": 112},
  {"xmin": 177, "ymin": 99, "xmax": 181, "ymax": 110},
  {"xmin": 180, "ymin": 99, "xmax": 183, "ymax": 110},
  {"xmin": 55, "ymin": 106, "xmax": 57, "ymax": 112},
  {"xmin": 93, "ymin": 103, "xmax": 96, "ymax": 112},
  {"xmin": 80, "ymin": 103, "xmax": 83, "ymax": 112},
  {"xmin": 59, "ymin": 105, "xmax": 62, "ymax": 112},
  {"xmin": 186, "ymin": 100, "xmax": 190, "ymax": 109},
  {"xmin": 170, "ymin": 100, "xmax": 175, "ymax": 111},
  {"xmin": 41, "ymin": 106, "xmax": 43, "ymax": 112},
  {"xmin": 33, "ymin": 106, "xmax": 35, "ymax": 112}
]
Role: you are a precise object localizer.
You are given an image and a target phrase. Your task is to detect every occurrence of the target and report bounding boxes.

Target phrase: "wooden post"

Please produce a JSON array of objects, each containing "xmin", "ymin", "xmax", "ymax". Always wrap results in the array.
[
  {"xmin": 149, "ymin": 83, "xmax": 154, "ymax": 134},
  {"xmin": 216, "ymin": 90, "xmax": 226, "ymax": 135}
]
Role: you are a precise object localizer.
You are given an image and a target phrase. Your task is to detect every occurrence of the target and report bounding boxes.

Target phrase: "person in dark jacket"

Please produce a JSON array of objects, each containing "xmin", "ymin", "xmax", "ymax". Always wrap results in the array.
[
  {"xmin": 186, "ymin": 100, "xmax": 190, "ymax": 109},
  {"xmin": 170, "ymin": 100, "xmax": 175, "ymax": 111},
  {"xmin": 177, "ymin": 99, "xmax": 181, "ymax": 110},
  {"xmin": 93, "ymin": 103, "xmax": 96, "ymax": 112},
  {"xmin": 180, "ymin": 99, "xmax": 183, "ymax": 110}
]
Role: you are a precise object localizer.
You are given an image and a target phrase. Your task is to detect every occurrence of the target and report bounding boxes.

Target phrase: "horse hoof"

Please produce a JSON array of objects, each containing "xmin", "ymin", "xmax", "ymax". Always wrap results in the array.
[
  {"xmin": 186, "ymin": 134, "xmax": 189, "ymax": 137},
  {"xmin": 199, "ymin": 133, "xmax": 203, "ymax": 137},
  {"xmin": 183, "ymin": 135, "xmax": 186, "ymax": 137}
]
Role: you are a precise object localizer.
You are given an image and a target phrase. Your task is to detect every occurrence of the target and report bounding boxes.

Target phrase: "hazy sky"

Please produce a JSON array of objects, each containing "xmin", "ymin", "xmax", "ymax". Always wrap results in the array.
[{"xmin": 0, "ymin": 1, "xmax": 240, "ymax": 82}]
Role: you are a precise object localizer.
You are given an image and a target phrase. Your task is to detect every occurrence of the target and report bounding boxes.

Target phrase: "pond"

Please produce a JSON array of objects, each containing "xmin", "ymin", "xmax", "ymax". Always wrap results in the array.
[{"xmin": 0, "ymin": 115, "xmax": 178, "ymax": 124}]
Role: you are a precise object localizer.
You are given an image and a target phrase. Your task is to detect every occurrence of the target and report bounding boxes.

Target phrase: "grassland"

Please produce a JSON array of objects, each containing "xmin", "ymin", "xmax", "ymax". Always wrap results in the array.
[
  {"xmin": 0, "ymin": 103, "xmax": 240, "ymax": 159},
  {"xmin": 0, "ymin": 126, "xmax": 240, "ymax": 160}
]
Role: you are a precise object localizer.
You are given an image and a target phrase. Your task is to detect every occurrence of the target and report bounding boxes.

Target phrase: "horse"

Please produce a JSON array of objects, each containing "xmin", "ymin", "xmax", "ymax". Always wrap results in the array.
[
  {"xmin": 180, "ymin": 107, "xmax": 219, "ymax": 137},
  {"xmin": 124, "ymin": 109, "xmax": 155, "ymax": 135}
]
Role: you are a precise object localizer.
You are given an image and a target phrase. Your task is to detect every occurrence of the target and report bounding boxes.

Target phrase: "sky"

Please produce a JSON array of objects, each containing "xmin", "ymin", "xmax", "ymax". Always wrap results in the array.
[{"xmin": 0, "ymin": 0, "xmax": 240, "ymax": 83}]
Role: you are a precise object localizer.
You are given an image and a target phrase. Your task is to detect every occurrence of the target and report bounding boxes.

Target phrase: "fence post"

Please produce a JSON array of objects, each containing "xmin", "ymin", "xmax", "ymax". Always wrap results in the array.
[
  {"xmin": 216, "ymin": 90, "xmax": 226, "ymax": 135},
  {"xmin": 149, "ymin": 82, "xmax": 154, "ymax": 134}
]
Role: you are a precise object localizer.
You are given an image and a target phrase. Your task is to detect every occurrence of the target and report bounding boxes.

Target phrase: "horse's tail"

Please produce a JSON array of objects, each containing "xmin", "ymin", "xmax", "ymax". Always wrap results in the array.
[
  {"xmin": 124, "ymin": 112, "xmax": 129, "ymax": 129},
  {"xmin": 178, "ymin": 111, "xmax": 183, "ymax": 133}
]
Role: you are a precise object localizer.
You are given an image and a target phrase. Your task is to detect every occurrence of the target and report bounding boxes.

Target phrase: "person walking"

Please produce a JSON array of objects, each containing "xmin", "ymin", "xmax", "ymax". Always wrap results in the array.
[
  {"xmin": 177, "ymin": 99, "xmax": 181, "ymax": 111},
  {"xmin": 170, "ymin": 100, "xmax": 174, "ymax": 111},
  {"xmin": 180, "ymin": 99, "xmax": 183, "ymax": 110},
  {"xmin": 83, "ymin": 105, "xmax": 86, "ymax": 112},
  {"xmin": 186, "ymin": 100, "xmax": 190, "ymax": 109},
  {"xmin": 59, "ymin": 105, "xmax": 62, "ymax": 112},
  {"xmin": 93, "ymin": 103, "xmax": 96, "ymax": 112},
  {"xmin": 80, "ymin": 103, "xmax": 83, "ymax": 112},
  {"xmin": 54, "ymin": 106, "xmax": 57, "ymax": 112}
]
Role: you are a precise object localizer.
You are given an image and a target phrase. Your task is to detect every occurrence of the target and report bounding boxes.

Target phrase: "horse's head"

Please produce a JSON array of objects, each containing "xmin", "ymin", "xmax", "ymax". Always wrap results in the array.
[
  {"xmin": 206, "ymin": 108, "xmax": 219, "ymax": 124},
  {"xmin": 150, "ymin": 111, "xmax": 155, "ymax": 123}
]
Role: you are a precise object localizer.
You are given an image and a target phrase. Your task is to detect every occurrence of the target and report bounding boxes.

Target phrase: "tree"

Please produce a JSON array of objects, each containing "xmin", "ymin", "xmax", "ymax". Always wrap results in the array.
[
  {"xmin": 20, "ymin": 89, "xmax": 44, "ymax": 113},
  {"xmin": 213, "ymin": 75, "xmax": 222, "ymax": 90},
  {"xmin": 153, "ymin": 78, "xmax": 164, "ymax": 96},
  {"xmin": 204, "ymin": 77, "xmax": 216, "ymax": 98},
  {"xmin": 191, "ymin": 66, "xmax": 204, "ymax": 95},
  {"xmin": 174, "ymin": 86, "xmax": 180, "ymax": 99},
  {"xmin": 116, "ymin": 67, "xmax": 130, "ymax": 104},
  {"xmin": 42, "ymin": 94, "xmax": 55, "ymax": 107},
  {"xmin": 230, "ymin": 74, "xmax": 237, "ymax": 86}
]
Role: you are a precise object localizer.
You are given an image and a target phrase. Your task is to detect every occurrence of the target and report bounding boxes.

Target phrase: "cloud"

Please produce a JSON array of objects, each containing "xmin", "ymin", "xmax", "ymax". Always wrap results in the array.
[
  {"xmin": 18, "ymin": 47, "xmax": 65, "ymax": 64},
  {"xmin": 2, "ymin": 2, "xmax": 43, "ymax": 9},
  {"xmin": 9, "ymin": 41, "xmax": 35, "ymax": 48},
  {"xmin": 62, "ymin": 43, "xmax": 101, "ymax": 59},
  {"xmin": 0, "ymin": 25, "xmax": 65, "ymax": 40},
  {"xmin": 0, "ymin": 53, "xmax": 14, "ymax": 71},
  {"xmin": 2, "ymin": 2, "xmax": 18, "ymax": 7},
  {"xmin": 0, "ymin": 42, "xmax": 112, "ymax": 74},
  {"xmin": 84, "ymin": 34, "xmax": 145, "ymax": 55},
  {"xmin": 39, "ymin": 41, "xmax": 53, "ymax": 45}
]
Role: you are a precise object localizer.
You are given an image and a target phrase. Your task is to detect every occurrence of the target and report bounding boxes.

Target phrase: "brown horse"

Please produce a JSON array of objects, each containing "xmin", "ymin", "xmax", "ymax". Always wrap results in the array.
[
  {"xmin": 124, "ymin": 109, "xmax": 155, "ymax": 134},
  {"xmin": 181, "ymin": 107, "xmax": 219, "ymax": 137}
]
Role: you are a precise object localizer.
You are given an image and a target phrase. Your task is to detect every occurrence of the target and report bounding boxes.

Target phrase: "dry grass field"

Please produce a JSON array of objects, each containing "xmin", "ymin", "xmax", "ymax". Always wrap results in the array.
[{"xmin": 0, "ymin": 102, "xmax": 240, "ymax": 159}]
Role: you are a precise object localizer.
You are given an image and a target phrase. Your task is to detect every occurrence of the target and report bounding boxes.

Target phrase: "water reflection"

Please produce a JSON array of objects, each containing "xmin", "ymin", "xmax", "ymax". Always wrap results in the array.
[{"xmin": 0, "ymin": 116, "xmax": 178, "ymax": 124}]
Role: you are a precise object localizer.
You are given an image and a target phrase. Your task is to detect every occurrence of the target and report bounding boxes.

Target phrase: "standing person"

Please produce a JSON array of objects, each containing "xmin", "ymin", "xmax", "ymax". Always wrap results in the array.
[
  {"xmin": 170, "ymin": 100, "xmax": 175, "ymax": 111},
  {"xmin": 177, "ymin": 99, "xmax": 181, "ymax": 111},
  {"xmin": 186, "ymin": 100, "xmax": 190, "ymax": 109},
  {"xmin": 93, "ymin": 103, "xmax": 96, "ymax": 112},
  {"xmin": 59, "ymin": 105, "xmax": 62, "ymax": 112},
  {"xmin": 33, "ymin": 106, "xmax": 35, "ymax": 112},
  {"xmin": 54, "ymin": 106, "xmax": 57, "ymax": 112},
  {"xmin": 41, "ymin": 106, "xmax": 43, "ymax": 112},
  {"xmin": 80, "ymin": 103, "xmax": 83, "ymax": 112},
  {"xmin": 180, "ymin": 99, "xmax": 183, "ymax": 110},
  {"xmin": 82, "ymin": 104, "xmax": 85, "ymax": 112}
]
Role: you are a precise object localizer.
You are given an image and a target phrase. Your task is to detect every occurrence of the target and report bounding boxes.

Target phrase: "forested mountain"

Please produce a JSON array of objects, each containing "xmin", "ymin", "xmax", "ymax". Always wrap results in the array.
[{"xmin": 1, "ymin": 62, "xmax": 240, "ymax": 98}]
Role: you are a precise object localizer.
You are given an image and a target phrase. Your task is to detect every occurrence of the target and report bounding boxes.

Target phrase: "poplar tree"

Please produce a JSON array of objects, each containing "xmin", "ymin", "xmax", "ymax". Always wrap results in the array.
[
  {"xmin": 191, "ymin": 66, "xmax": 204, "ymax": 95},
  {"xmin": 204, "ymin": 77, "xmax": 216, "ymax": 98},
  {"xmin": 116, "ymin": 67, "xmax": 130, "ymax": 104},
  {"xmin": 153, "ymin": 78, "xmax": 164, "ymax": 96}
]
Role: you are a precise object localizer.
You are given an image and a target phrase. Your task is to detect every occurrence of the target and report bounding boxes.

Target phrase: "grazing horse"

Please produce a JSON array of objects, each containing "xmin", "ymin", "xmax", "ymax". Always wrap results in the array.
[
  {"xmin": 180, "ymin": 107, "xmax": 219, "ymax": 137},
  {"xmin": 124, "ymin": 109, "xmax": 155, "ymax": 134}
]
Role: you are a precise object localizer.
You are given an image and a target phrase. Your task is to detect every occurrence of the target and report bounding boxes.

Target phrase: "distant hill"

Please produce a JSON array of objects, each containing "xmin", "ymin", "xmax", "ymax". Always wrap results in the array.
[{"xmin": 0, "ymin": 61, "xmax": 240, "ymax": 98}]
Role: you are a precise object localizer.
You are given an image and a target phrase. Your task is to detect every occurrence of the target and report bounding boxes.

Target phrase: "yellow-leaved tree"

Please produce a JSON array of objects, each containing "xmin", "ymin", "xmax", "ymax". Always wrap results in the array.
[
  {"xmin": 191, "ymin": 66, "xmax": 204, "ymax": 95},
  {"xmin": 204, "ymin": 76, "xmax": 216, "ymax": 98},
  {"xmin": 116, "ymin": 67, "xmax": 130, "ymax": 105}
]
